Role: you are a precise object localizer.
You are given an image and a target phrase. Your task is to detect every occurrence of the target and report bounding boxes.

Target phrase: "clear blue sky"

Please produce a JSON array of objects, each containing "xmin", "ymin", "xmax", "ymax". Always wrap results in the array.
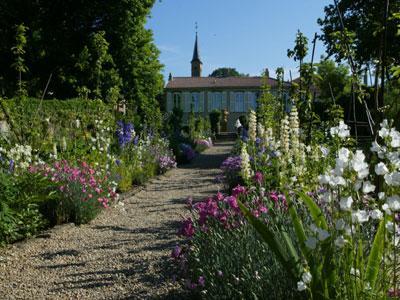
[{"xmin": 146, "ymin": 0, "xmax": 332, "ymax": 81}]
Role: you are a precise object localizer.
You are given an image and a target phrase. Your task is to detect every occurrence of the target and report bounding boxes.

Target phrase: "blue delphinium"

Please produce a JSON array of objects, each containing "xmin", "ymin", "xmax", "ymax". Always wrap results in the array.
[{"xmin": 116, "ymin": 121, "xmax": 135, "ymax": 148}]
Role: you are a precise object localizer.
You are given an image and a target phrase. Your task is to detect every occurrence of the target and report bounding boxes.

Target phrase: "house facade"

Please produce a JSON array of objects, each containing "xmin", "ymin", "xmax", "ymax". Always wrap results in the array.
[{"xmin": 165, "ymin": 34, "xmax": 290, "ymax": 132}]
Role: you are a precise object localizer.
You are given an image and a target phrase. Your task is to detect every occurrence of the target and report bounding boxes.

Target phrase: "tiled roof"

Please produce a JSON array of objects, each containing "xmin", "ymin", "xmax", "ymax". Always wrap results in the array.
[{"xmin": 165, "ymin": 76, "xmax": 289, "ymax": 89}]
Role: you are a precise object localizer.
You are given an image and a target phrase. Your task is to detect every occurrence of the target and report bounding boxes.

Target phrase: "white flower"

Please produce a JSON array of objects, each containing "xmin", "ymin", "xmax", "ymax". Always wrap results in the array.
[
  {"xmin": 352, "ymin": 210, "xmax": 369, "ymax": 223},
  {"xmin": 302, "ymin": 272, "xmax": 312, "ymax": 284},
  {"xmin": 305, "ymin": 237, "xmax": 317, "ymax": 249},
  {"xmin": 390, "ymin": 129, "xmax": 400, "ymax": 148},
  {"xmin": 248, "ymin": 110, "xmax": 257, "ymax": 142},
  {"xmin": 386, "ymin": 221, "xmax": 394, "ymax": 232},
  {"xmin": 375, "ymin": 162, "xmax": 389, "ymax": 175},
  {"xmin": 338, "ymin": 147, "xmax": 350, "ymax": 162},
  {"xmin": 350, "ymin": 268, "xmax": 360, "ymax": 277},
  {"xmin": 318, "ymin": 174, "xmax": 331, "ymax": 185},
  {"xmin": 382, "ymin": 203, "xmax": 392, "ymax": 215},
  {"xmin": 335, "ymin": 219, "xmax": 346, "ymax": 231},
  {"xmin": 387, "ymin": 195, "xmax": 400, "ymax": 211},
  {"xmin": 334, "ymin": 235, "xmax": 347, "ymax": 248},
  {"xmin": 370, "ymin": 209, "xmax": 383, "ymax": 220},
  {"xmin": 362, "ymin": 181, "xmax": 376, "ymax": 194},
  {"xmin": 353, "ymin": 180, "xmax": 362, "ymax": 191},
  {"xmin": 378, "ymin": 192, "xmax": 385, "ymax": 200},
  {"xmin": 320, "ymin": 146, "xmax": 330, "ymax": 157},
  {"xmin": 384, "ymin": 172, "xmax": 400, "ymax": 186},
  {"xmin": 379, "ymin": 126, "xmax": 390, "ymax": 138},
  {"xmin": 240, "ymin": 144, "xmax": 252, "ymax": 180},
  {"xmin": 297, "ymin": 281, "xmax": 307, "ymax": 291},
  {"xmin": 370, "ymin": 141, "xmax": 381, "ymax": 153},
  {"xmin": 317, "ymin": 228, "xmax": 330, "ymax": 241},
  {"xmin": 340, "ymin": 196, "xmax": 353, "ymax": 211},
  {"xmin": 319, "ymin": 192, "xmax": 331, "ymax": 203}
]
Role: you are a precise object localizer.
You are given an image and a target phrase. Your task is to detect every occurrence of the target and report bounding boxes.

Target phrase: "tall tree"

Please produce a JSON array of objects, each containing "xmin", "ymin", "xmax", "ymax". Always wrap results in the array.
[
  {"xmin": 209, "ymin": 67, "xmax": 248, "ymax": 78},
  {"xmin": 318, "ymin": 0, "xmax": 400, "ymax": 67},
  {"xmin": 0, "ymin": 0, "xmax": 163, "ymax": 128}
]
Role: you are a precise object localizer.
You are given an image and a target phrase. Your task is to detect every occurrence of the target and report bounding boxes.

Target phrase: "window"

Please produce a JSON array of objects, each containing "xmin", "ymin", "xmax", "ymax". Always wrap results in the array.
[
  {"xmin": 191, "ymin": 92, "xmax": 199, "ymax": 112},
  {"xmin": 173, "ymin": 93, "xmax": 181, "ymax": 108},
  {"xmin": 235, "ymin": 92, "xmax": 244, "ymax": 112},
  {"xmin": 249, "ymin": 92, "xmax": 257, "ymax": 111},
  {"xmin": 212, "ymin": 92, "xmax": 222, "ymax": 110}
]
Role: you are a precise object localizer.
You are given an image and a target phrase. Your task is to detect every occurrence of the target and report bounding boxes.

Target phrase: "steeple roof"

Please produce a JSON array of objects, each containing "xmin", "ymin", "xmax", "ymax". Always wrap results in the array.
[{"xmin": 191, "ymin": 33, "xmax": 202, "ymax": 63}]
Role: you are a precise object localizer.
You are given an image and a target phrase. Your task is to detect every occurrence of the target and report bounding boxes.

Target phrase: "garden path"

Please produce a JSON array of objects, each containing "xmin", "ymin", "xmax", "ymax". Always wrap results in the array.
[{"xmin": 0, "ymin": 141, "xmax": 233, "ymax": 299}]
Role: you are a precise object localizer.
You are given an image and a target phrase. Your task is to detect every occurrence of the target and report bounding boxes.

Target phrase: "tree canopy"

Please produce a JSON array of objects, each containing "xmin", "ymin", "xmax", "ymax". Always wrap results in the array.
[
  {"xmin": 209, "ymin": 67, "xmax": 248, "ymax": 78},
  {"xmin": 318, "ymin": 0, "xmax": 400, "ymax": 67},
  {"xmin": 0, "ymin": 0, "xmax": 163, "ymax": 127}
]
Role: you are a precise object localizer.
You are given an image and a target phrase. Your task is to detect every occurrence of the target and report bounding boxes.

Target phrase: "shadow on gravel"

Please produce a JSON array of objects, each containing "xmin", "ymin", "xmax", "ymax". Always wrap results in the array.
[{"xmin": 40, "ymin": 249, "xmax": 80, "ymax": 260}]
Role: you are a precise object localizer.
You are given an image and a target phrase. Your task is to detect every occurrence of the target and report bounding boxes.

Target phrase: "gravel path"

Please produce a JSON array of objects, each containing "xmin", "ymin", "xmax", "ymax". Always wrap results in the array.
[{"xmin": 0, "ymin": 141, "xmax": 233, "ymax": 300}]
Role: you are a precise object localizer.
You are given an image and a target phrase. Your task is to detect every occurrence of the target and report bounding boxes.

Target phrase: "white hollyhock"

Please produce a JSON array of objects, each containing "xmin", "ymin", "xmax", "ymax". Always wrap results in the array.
[
  {"xmin": 340, "ymin": 196, "xmax": 353, "ymax": 211},
  {"xmin": 370, "ymin": 209, "xmax": 383, "ymax": 220},
  {"xmin": 387, "ymin": 195, "xmax": 400, "ymax": 211},
  {"xmin": 297, "ymin": 281, "xmax": 307, "ymax": 291},
  {"xmin": 335, "ymin": 219, "xmax": 346, "ymax": 230},
  {"xmin": 352, "ymin": 210, "xmax": 369, "ymax": 224},
  {"xmin": 317, "ymin": 228, "xmax": 330, "ymax": 241},
  {"xmin": 390, "ymin": 129, "xmax": 400, "ymax": 148},
  {"xmin": 302, "ymin": 272, "xmax": 312, "ymax": 284},
  {"xmin": 375, "ymin": 162, "xmax": 389, "ymax": 175},
  {"xmin": 240, "ymin": 144, "xmax": 252, "ymax": 180},
  {"xmin": 248, "ymin": 110, "xmax": 257, "ymax": 142},
  {"xmin": 305, "ymin": 237, "xmax": 317, "ymax": 249},
  {"xmin": 334, "ymin": 235, "xmax": 347, "ymax": 248},
  {"xmin": 362, "ymin": 181, "xmax": 376, "ymax": 194}
]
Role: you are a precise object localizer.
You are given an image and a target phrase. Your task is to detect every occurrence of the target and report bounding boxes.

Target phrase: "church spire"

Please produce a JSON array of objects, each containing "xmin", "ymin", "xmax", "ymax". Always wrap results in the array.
[{"xmin": 191, "ymin": 23, "xmax": 202, "ymax": 77}]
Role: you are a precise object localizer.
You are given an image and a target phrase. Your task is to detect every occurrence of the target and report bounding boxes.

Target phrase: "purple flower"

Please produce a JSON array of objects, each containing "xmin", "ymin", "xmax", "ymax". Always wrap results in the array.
[
  {"xmin": 179, "ymin": 217, "xmax": 195, "ymax": 237},
  {"xmin": 116, "ymin": 121, "xmax": 135, "ymax": 147},
  {"xmin": 232, "ymin": 185, "xmax": 246, "ymax": 197},
  {"xmin": 217, "ymin": 270, "xmax": 223, "ymax": 277},
  {"xmin": 171, "ymin": 245, "xmax": 182, "ymax": 259},
  {"xmin": 225, "ymin": 196, "xmax": 238, "ymax": 210},
  {"xmin": 8, "ymin": 159, "xmax": 14, "ymax": 173},
  {"xmin": 198, "ymin": 276, "xmax": 205, "ymax": 287}
]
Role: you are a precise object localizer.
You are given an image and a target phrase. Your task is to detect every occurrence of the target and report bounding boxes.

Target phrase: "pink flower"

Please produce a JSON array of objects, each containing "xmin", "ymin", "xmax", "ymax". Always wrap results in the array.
[
  {"xmin": 179, "ymin": 218, "xmax": 195, "ymax": 237},
  {"xmin": 253, "ymin": 171, "xmax": 263, "ymax": 184},
  {"xmin": 215, "ymin": 192, "xmax": 224, "ymax": 201},
  {"xmin": 225, "ymin": 196, "xmax": 238, "ymax": 210},
  {"xmin": 232, "ymin": 185, "xmax": 246, "ymax": 197}
]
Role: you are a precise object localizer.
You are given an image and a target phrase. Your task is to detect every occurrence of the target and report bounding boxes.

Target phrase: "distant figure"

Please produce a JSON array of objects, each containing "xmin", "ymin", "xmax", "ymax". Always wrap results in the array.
[{"xmin": 235, "ymin": 118, "xmax": 242, "ymax": 137}]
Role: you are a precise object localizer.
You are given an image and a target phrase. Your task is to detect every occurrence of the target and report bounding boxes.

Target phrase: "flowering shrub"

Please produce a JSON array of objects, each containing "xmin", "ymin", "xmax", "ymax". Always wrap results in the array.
[
  {"xmin": 194, "ymin": 138, "xmax": 212, "ymax": 152},
  {"xmin": 217, "ymin": 155, "xmax": 242, "ymax": 189},
  {"xmin": 158, "ymin": 155, "xmax": 177, "ymax": 173},
  {"xmin": 29, "ymin": 160, "xmax": 118, "ymax": 225}
]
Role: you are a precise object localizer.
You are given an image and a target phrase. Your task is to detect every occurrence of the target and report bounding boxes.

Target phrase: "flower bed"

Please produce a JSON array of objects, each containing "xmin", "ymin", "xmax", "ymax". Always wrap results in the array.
[{"xmin": 174, "ymin": 107, "xmax": 400, "ymax": 298}]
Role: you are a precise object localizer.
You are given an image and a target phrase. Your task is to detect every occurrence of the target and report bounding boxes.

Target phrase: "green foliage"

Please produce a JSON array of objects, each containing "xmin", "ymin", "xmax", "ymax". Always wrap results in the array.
[
  {"xmin": 183, "ymin": 214, "xmax": 299, "ymax": 299},
  {"xmin": 10, "ymin": 24, "xmax": 28, "ymax": 98},
  {"xmin": 257, "ymin": 80, "xmax": 282, "ymax": 132},
  {"xmin": 318, "ymin": 0, "xmax": 400, "ymax": 66},
  {"xmin": 209, "ymin": 67, "xmax": 249, "ymax": 77},
  {"xmin": 287, "ymin": 30, "xmax": 308, "ymax": 64},
  {"xmin": 0, "ymin": 0, "xmax": 163, "ymax": 128}
]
